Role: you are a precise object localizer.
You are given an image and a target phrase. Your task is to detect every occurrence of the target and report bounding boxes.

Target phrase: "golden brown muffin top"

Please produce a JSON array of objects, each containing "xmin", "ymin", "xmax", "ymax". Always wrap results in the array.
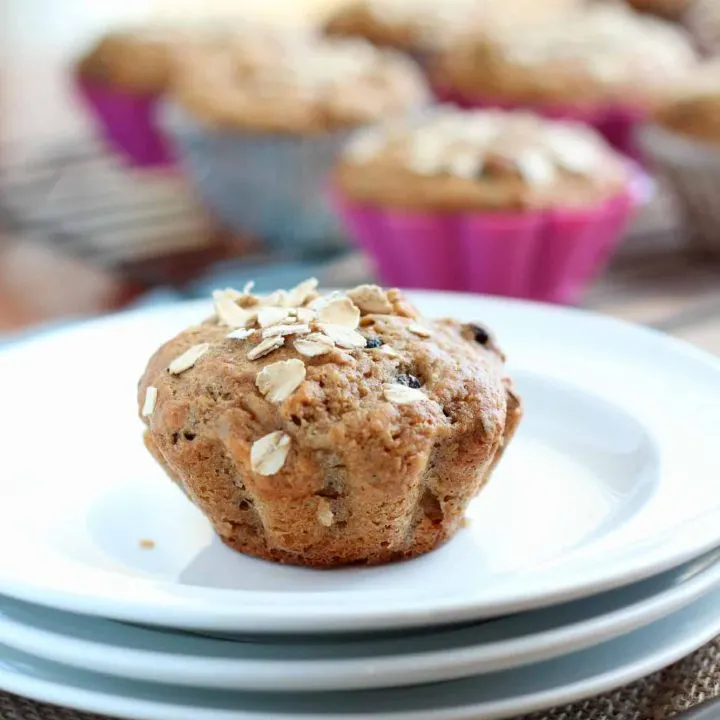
[
  {"xmin": 335, "ymin": 107, "xmax": 629, "ymax": 211},
  {"xmin": 324, "ymin": 0, "xmax": 582, "ymax": 52},
  {"xmin": 654, "ymin": 62, "xmax": 720, "ymax": 144},
  {"xmin": 139, "ymin": 280, "xmax": 509, "ymax": 482},
  {"xmin": 76, "ymin": 25, "xmax": 231, "ymax": 94},
  {"xmin": 434, "ymin": 5, "xmax": 698, "ymax": 110},
  {"xmin": 169, "ymin": 31, "xmax": 429, "ymax": 133}
]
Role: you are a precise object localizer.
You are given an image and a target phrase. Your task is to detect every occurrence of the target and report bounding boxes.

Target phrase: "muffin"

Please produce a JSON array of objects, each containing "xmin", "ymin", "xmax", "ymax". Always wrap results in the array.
[
  {"xmin": 75, "ymin": 26, "xmax": 230, "ymax": 167},
  {"xmin": 333, "ymin": 107, "xmax": 636, "ymax": 303},
  {"xmin": 161, "ymin": 30, "xmax": 429, "ymax": 256},
  {"xmin": 639, "ymin": 63, "xmax": 720, "ymax": 254},
  {"xmin": 432, "ymin": 4, "xmax": 698, "ymax": 159},
  {"xmin": 138, "ymin": 280, "xmax": 522, "ymax": 567},
  {"xmin": 323, "ymin": 0, "xmax": 582, "ymax": 62}
]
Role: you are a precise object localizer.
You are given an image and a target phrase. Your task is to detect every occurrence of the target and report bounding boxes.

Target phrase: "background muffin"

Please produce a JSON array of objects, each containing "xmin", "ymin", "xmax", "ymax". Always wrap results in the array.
[
  {"xmin": 75, "ymin": 25, "xmax": 225, "ymax": 167},
  {"xmin": 333, "ymin": 107, "xmax": 636, "ymax": 303},
  {"xmin": 161, "ymin": 30, "xmax": 429, "ymax": 255},
  {"xmin": 138, "ymin": 281, "xmax": 522, "ymax": 567},
  {"xmin": 639, "ymin": 62, "xmax": 720, "ymax": 255},
  {"xmin": 323, "ymin": 0, "xmax": 582, "ymax": 62},
  {"xmin": 432, "ymin": 4, "xmax": 698, "ymax": 159},
  {"xmin": 77, "ymin": 29, "xmax": 185, "ymax": 95}
]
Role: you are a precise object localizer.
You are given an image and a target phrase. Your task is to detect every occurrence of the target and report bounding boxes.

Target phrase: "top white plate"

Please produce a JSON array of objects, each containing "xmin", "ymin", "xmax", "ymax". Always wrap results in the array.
[{"xmin": 0, "ymin": 292, "xmax": 718, "ymax": 633}]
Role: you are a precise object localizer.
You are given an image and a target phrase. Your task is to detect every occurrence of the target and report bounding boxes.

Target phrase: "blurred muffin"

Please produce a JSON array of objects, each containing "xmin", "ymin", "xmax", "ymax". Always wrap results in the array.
[
  {"xmin": 639, "ymin": 62, "xmax": 720, "ymax": 254},
  {"xmin": 138, "ymin": 281, "xmax": 522, "ymax": 567},
  {"xmin": 334, "ymin": 106, "xmax": 636, "ymax": 303},
  {"xmin": 323, "ymin": 0, "xmax": 582, "ymax": 58},
  {"xmin": 77, "ymin": 28, "xmax": 185, "ymax": 95},
  {"xmin": 685, "ymin": 0, "xmax": 720, "ymax": 55},
  {"xmin": 162, "ymin": 30, "xmax": 429, "ymax": 255},
  {"xmin": 433, "ymin": 4, "xmax": 698, "ymax": 158},
  {"xmin": 75, "ymin": 26, "xmax": 223, "ymax": 167}
]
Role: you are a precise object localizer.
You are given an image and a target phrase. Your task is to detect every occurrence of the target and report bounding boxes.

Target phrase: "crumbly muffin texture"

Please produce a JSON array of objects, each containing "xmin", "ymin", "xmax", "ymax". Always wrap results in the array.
[
  {"xmin": 434, "ymin": 4, "xmax": 697, "ymax": 110},
  {"xmin": 336, "ymin": 107, "xmax": 629, "ymax": 211},
  {"xmin": 170, "ymin": 32, "xmax": 428, "ymax": 133},
  {"xmin": 324, "ymin": 0, "xmax": 582, "ymax": 52},
  {"xmin": 138, "ymin": 281, "xmax": 521, "ymax": 568}
]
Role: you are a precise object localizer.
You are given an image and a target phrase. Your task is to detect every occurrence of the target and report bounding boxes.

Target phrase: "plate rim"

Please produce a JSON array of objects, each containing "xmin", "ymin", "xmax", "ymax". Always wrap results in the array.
[
  {"xmin": 0, "ymin": 550, "xmax": 719, "ymax": 691},
  {"xmin": 0, "ymin": 585, "xmax": 720, "ymax": 720}
]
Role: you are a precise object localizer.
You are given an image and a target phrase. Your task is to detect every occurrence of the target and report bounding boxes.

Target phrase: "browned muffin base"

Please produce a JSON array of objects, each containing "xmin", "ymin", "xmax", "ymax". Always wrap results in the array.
[
  {"xmin": 145, "ymin": 372, "xmax": 522, "ymax": 569},
  {"xmin": 218, "ymin": 518, "xmax": 456, "ymax": 567}
]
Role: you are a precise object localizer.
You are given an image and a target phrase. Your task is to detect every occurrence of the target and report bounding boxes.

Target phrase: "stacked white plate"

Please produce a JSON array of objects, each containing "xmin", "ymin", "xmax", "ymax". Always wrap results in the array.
[{"xmin": 1, "ymin": 291, "xmax": 720, "ymax": 720}]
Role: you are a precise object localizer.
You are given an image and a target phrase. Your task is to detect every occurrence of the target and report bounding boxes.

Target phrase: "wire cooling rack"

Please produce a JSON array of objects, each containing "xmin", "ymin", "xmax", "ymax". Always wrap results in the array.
[
  {"xmin": 2, "ymin": 138, "xmax": 720, "ymax": 339},
  {"xmin": 0, "ymin": 139, "xmax": 234, "ymax": 286}
]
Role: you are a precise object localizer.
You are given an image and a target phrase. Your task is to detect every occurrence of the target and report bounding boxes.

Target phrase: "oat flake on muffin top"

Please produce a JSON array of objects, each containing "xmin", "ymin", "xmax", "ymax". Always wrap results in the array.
[
  {"xmin": 336, "ymin": 107, "xmax": 629, "ymax": 210},
  {"xmin": 170, "ymin": 30, "xmax": 428, "ymax": 133}
]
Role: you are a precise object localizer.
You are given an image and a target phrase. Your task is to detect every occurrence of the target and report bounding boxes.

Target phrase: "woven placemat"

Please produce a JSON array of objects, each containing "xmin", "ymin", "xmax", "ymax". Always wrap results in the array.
[{"xmin": 0, "ymin": 637, "xmax": 718, "ymax": 720}]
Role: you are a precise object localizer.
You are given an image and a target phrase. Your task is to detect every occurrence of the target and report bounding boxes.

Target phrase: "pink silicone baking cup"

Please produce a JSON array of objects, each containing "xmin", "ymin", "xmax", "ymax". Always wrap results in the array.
[
  {"xmin": 433, "ymin": 85, "xmax": 648, "ymax": 163},
  {"xmin": 75, "ymin": 78, "xmax": 174, "ymax": 168},
  {"xmin": 334, "ymin": 191, "xmax": 635, "ymax": 304}
]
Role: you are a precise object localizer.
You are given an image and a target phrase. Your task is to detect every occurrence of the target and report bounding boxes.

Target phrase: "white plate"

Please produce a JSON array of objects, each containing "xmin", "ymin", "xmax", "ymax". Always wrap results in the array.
[
  {"xmin": 2, "ymin": 583, "xmax": 720, "ymax": 720},
  {"xmin": 1, "ymin": 550, "xmax": 719, "ymax": 691},
  {"xmin": 0, "ymin": 293, "xmax": 719, "ymax": 633}
]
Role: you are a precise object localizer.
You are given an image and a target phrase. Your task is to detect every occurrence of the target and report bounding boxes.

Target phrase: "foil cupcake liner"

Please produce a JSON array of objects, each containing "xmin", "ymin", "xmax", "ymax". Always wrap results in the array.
[{"xmin": 160, "ymin": 102, "xmax": 351, "ymax": 257}]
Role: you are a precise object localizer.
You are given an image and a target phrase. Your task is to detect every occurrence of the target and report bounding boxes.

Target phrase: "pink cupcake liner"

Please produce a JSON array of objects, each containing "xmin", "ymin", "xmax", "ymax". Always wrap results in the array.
[
  {"xmin": 433, "ymin": 85, "xmax": 648, "ymax": 163},
  {"xmin": 334, "ymin": 191, "xmax": 635, "ymax": 305},
  {"xmin": 75, "ymin": 78, "xmax": 174, "ymax": 168}
]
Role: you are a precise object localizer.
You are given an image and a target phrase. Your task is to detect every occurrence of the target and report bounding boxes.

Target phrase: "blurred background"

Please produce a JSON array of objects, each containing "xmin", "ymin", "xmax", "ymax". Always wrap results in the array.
[{"xmin": 2, "ymin": 0, "xmax": 720, "ymax": 353}]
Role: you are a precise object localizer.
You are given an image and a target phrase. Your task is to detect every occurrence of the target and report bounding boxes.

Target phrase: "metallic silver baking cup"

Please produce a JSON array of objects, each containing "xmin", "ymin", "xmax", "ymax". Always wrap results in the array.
[{"xmin": 160, "ymin": 101, "xmax": 350, "ymax": 257}]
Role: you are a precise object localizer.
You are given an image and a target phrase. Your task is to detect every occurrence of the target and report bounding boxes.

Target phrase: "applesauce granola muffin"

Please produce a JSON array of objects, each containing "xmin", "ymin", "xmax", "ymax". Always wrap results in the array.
[
  {"xmin": 323, "ymin": 0, "xmax": 581, "ymax": 56},
  {"xmin": 333, "ymin": 108, "xmax": 636, "ymax": 303},
  {"xmin": 75, "ymin": 25, "xmax": 229, "ymax": 167},
  {"xmin": 434, "ymin": 4, "xmax": 697, "ymax": 112},
  {"xmin": 161, "ymin": 31, "xmax": 429, "ymax": 254},
  {"xmin": 168, "ymin": 32, "xmax": 428, "ymax": 133},
  {"xmin": 138, "ymin": 280, "xmax": 522, "ymax": 567},
  {"xmin": 337, "ymin": 107, "xmax": 630, "ymax": 211}
]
